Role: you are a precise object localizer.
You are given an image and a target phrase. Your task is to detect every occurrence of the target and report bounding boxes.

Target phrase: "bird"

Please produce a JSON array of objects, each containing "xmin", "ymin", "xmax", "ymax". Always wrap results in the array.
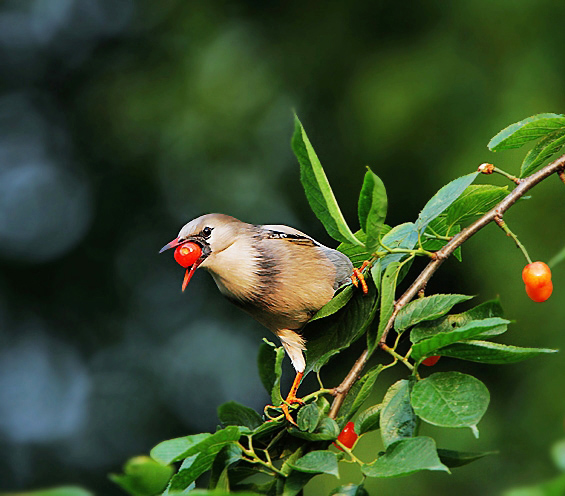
[{"xmin": 160, "ymin": 213, "xmax": 361, "ymax": 423}]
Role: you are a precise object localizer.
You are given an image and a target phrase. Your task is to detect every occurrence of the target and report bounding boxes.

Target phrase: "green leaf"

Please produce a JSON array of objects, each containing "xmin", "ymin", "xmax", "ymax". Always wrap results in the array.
[
  {"xmin": 251, "ymin": 417, "xmax": 284, "ymax": 440},
  {"xmin": 362, "ymin": 437, "xmax": 449, "ymax": 478},
  {"xmin": 369, "ymin": 222, "xmax": 417, "ymax": 292},
  {"xmin": 337, "ymin": 365, "xmax": 383, "ymax": 428},
  {"xmin": 329, "ymin": 484, "xmax": 369, "ymax": 496},
  {"xmin": 209, "ymin": 444, "xmax": 243, "ymax": 490},
  {"xmin": 257, "ymin": 339, "xmax": 286, "ymax": 405},
  {"xmin": 168, "ymin": 436, "xmax": 246, "ymax": 495},
  {"xmin": 358, "ymin": 168, "xmax": 387, "ymax": 253},
  {"xmin": 257, "ymin": 340, "xmax": 277, "ymax": 396},
  {"xmin": 288, "ymin": 417, "xmax": 340, "ymax": 441},
  {"xmin": 282, "ymin": 471, "xmax": 317, "ymax": 496},
  {"xmin": 437, "ymin": 448, "xmax": 497, "ymax": 468},
  {"xmin": 1, "ymin": 489, "xmax": 94, "ymax": 496},
  {"xmin": 110, "ymin": 456, "xmax": 173, "ymax": 496},
  {"xmin": 488, "ymin": 113, "xmax": 565, "ymax": 151},
  {"xmin": 289, "ymin": 450, "xmax": 340, "ymax": 477},
  {"xmin": 151, "ymin": 433, "xmax": 211, "ymax": 465},
  {"xmin": 356, "ymin": 404, "xmax": 382, "ymax": 435},
  {"xmin": 410, "ymin": 299, "xmax": 507, "ymax": 345},
  {"xmin": 445, "ymin": 185, "xmax": 509, "ymax": 227},
  {"xmin": 338, "ymin": 230, "xmax": 370, "ymax": 268},
  {"xmin": 151, "ymin": 427, "xmax": 242, "ymax": 465},
  {"xmin": 521, "ymin": 130, "xmax": 565, "ymax": 177},
  {"xmin": 380, "ymin": 222, "xmax": 418, "ymax": 252},
  {"xmin": 217, "ymin": 401, "xmax": 262, "ymax": 430},
  {"xmin": 416, "ymin": 173, "xmax": 479, "ymax": 232},
  {"xmin": 305, "ymin": 279, "xmax": 377, "ymax": 374},
  {"xmin": 310, "ymin": 285, "xmax": 354, "ymax": 322},
  {"xmin": 411, "ymin": 317, "xmax": 510, "ymax": 361},
  {"xmin": 395, "ymin": 294, "xmax": 474, "ymax": 332},
  {"xmin": 297, "ymin": 402, "xmax": 321, "ymax": 433},
  {"xmin": 380, "ymin": 379, "xmax": 418, "ymax": 449},
  {"xmin": 436, "ymin": 340, "xmax": 558, "ymax": 364},
  {"xmin": 410, "ymin": 372, "xmax": 489, "ymax": 436},
  {"xmin": 292, "ymin": 115, "xmax": 362, "ymax": 246},
  {"xmin": 368, "ymin": 261, "xmax": 401, "ymax": 353}
]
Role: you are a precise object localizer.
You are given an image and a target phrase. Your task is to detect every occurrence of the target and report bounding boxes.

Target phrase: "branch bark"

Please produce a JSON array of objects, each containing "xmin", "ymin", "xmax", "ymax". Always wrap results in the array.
[{"xmin": 328, "ymin": 153, "xmax": 565, "ymax": 419}]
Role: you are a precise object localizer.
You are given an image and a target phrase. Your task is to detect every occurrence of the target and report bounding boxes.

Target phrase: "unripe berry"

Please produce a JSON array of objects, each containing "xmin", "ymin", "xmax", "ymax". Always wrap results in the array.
[
  {"xmin": 334, "ymin": 422, "xmax": 358, "ymax": 450},
  {"xmin": 422, "ymin": 355, "xmax": 440, "ymax": 367},
  {"xmin": 174, "ymin": 242, "xmax": 202, "ymax": 268}
]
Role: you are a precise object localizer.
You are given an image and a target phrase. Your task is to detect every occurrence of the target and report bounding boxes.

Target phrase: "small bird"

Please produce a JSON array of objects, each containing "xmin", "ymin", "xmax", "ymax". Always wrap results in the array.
[{"xmin": 160, "ymin": 213, "xmax": 356, "ymax": 422}]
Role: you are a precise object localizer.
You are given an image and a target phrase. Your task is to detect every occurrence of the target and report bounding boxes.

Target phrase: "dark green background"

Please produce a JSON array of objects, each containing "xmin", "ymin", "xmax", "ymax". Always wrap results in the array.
[{"xmin": 0, "ymin": 1, "xmax": 564, "ymax": 494}]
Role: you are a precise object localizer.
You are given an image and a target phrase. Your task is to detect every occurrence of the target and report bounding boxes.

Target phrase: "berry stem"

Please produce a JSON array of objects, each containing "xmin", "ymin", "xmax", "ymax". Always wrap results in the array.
[
  {"xmin": 494, "ymin": 215, "xmax": 532, "ymax": 264},
  {"xmin": 494, "ymin": 167, "xmax": 521, "ymax": 185},
  {"xmin": 478, "ymin": 163, "xmax": 521, "ymax": 184}
]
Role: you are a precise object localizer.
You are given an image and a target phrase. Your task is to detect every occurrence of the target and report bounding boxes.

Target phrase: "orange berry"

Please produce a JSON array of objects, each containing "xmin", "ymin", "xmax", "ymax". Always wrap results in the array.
[
  {"xmin": 525, "ymin": 279, "xmax": 553, "ymax": 303},
  {"xmin": 522, "ymin": 262, "xmax": 552, "ymax": 289},
  {"xmin": 422, "ymin": 355, "xmax": 441, "ymax": 367},
  {"xmin": 522, "ymin": 262, "xmax": 553, "ymax": 302}
]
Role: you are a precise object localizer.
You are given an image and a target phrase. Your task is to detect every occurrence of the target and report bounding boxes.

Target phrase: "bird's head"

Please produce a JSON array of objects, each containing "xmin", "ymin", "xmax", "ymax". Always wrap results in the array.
[{"xmin": 160, "ymin": 213, "xmax": 242, "ymax": 291}]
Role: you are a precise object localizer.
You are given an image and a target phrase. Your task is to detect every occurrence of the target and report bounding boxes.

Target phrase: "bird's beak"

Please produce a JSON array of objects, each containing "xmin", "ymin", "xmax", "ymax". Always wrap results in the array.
[
  {"xmin": 159, "ymin": 237, "xmax": 204, "ymax": 292},
  {"xmin": 181, "ymin": 263, "xmax": 199, "ymax": 291},
  {"xmin": 159, "ymin": 238, "xmax": 183, "ymax": 253}
]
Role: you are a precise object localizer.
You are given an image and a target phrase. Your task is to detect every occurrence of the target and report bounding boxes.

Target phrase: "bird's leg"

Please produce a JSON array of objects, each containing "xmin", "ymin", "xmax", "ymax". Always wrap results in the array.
[
  {"xmin": 281, "ymin": 371, "xmax": 304, "ymax": 425},
  {"xmin": 351, "ymin": 260, "xmax": 370, "ymax": 294}
]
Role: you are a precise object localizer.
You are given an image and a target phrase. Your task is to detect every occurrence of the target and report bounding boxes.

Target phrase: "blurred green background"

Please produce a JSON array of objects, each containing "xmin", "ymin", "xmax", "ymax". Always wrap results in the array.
[{"xmin": 0, "ymin": 0, "xmax": 564, "ymax": 494}]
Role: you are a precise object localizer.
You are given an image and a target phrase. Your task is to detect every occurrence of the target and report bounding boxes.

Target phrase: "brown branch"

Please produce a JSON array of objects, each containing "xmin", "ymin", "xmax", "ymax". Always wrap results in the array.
[{"xmin": 328, "ymin": 153, "xmax": 565, "ymax": 419}]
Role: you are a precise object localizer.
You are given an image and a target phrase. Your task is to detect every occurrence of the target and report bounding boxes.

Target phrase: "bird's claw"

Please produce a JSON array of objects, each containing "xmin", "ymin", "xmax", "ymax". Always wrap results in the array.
[
  {"xmin": 264, "ymin": 371, "xmax": 305, "ymax": 425},
  {"xmin": 351, "ymin": 260, "xmax": 370, "ymax": 294},
  {"xmin": 281, "ymin": 398, "xmax": 304, "ymax": 426}
]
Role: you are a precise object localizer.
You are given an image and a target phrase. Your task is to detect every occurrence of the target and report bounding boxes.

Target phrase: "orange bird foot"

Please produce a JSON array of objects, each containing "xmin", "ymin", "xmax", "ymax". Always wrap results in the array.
[
  {"xmin": 264, "ymin": 371, "xmax": 305, "ymax": 425},
  {"xmin": 351, "ymin": 260, "xmax": 370, "ymax": 294}
]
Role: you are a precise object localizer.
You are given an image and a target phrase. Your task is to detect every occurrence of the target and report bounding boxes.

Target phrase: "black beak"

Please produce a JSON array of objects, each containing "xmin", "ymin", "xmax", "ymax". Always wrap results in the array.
[{"xmin": 159, "ymin": 238, "xmax": 184, "ymax": 253}]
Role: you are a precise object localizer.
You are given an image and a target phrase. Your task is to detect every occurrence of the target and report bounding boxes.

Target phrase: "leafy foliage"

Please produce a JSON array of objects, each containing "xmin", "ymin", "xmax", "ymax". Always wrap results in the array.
[
  {"xmin": 292, "ymin": 114, "xmax": 362, "ymax": 246},
  {"xmin": 93, "ymin": 113, "xmax": 563, "ymax": 496}
]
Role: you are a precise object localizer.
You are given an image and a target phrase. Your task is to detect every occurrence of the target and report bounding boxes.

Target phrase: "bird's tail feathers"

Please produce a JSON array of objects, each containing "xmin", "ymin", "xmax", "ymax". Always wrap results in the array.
[{"xmin": 276, "ymin": 329, "xmax": 306, "ymax": 373}]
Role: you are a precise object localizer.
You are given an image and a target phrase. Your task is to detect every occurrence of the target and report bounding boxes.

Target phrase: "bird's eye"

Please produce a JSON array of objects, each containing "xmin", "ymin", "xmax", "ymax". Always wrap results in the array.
[{"xmin": 201, "ymin": 226, "xmax": 213, "ymax": 238}]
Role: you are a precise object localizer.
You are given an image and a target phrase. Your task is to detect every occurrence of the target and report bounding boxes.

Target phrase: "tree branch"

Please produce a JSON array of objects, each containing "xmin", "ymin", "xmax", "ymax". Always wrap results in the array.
[{"xmin": 328, "ymin": 153, "xmax": 565, "ymax": 419}]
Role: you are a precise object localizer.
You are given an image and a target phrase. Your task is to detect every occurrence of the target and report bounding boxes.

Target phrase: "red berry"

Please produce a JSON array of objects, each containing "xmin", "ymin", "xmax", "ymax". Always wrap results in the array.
[
  {"xmin": 522, "ymin": 262, "xmax": 553, "ymax": 302},
  {"xmin": 525, "ymin": 279, "xmax": 553, "ymax": 303},
  {"xmin": 422, "ymin": 355, "xmax": 440, "ymax": 367},
  {"xmin": 174, "ymin": 242, "xmax": 202, "ymax": 268},
  {"xmin": 334, "ymin": 421, "xmax": 358, "ymax": 451}
]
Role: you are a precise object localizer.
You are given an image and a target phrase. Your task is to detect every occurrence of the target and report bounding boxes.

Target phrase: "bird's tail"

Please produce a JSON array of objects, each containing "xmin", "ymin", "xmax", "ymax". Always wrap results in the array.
[{"xmin": 276, "ymin": 329, "xmax": 306, "ymax": 373}]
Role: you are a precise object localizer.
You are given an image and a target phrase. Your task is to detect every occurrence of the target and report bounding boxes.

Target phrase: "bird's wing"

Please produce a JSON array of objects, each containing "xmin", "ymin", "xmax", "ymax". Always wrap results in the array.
[
  {"xmin": 260, "ymin": 224, "xmax": 353, "ymax": 289},
  {"xmin": 259, "ymin": 224, "xmax": 319, "ymax": 246}
]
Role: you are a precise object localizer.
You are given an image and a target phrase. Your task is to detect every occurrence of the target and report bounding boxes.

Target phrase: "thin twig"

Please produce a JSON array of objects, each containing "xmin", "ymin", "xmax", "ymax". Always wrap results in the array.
[
  {"xmin": 328, "ymin": 153, "xmax": 565, "ymax": 419},
  {"xmin": 493, "ymin": 215, "xmax": 532, "ymax": 264}
]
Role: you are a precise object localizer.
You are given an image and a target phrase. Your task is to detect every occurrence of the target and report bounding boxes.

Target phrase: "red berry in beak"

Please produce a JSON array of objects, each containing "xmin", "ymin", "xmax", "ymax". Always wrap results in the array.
[{"xmin": 174, "ymin": 242, "xmax": 202, "ymax": 268}]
